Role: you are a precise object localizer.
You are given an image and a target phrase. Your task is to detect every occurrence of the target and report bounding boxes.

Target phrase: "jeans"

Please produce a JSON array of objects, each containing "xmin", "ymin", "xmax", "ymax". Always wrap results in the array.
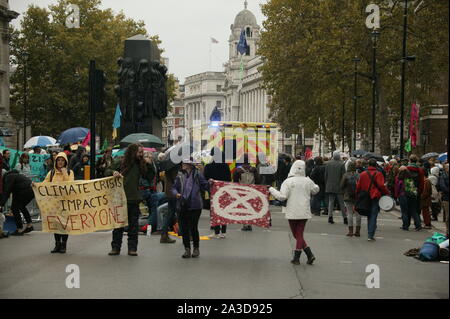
[
  {"xmin": 162, "ymin": 199, "xmax": 177, "ymax": 233},
  {"xmin": 327, "ymin": 193, "xmax": 347, "ymax": 219},
  {"xmin": 288, "ymin": 219, "xmax": 308, "ymax": 250},
  {"xmin": 367, "ymin": 198, "xmax": 380, "ymax": 239},
  {"xmin": 400, "ymin": 195, "xmax": 422, "ymax": 230},
  {"xmin": 311, "ymin": 190, "xmax": 327, "ymax": 214},
  {"xmin": 179, "ymin": 209, "xmax": 202, "ymax": 249},
  {"xmin": 11, "ymin": 190, "xmax": 34, "ymax": 229},
  {"xmin": 142, "ymin": 190, "xmax": 167, "ymax": 230},
  {"xmin": 345, "ymin": 201, "xmax": 361, "ymax": 227},
  {"xmin": 112, "ymin": 203, "xmax": 140, "ymax": 251}
]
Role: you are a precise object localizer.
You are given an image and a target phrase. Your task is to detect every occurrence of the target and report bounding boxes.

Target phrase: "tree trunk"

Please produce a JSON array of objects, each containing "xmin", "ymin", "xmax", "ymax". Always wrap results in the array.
[{"xmin": 378, "ymin": 74, "xmax": 392, "ymax": 155}]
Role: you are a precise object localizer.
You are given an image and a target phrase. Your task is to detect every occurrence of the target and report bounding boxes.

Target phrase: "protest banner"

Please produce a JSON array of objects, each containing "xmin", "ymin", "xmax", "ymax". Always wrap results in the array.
[
  {"xmin": 210, "ymin": 180, "xmax": 271, "ymax": 228},
  {"xmin": 32, "ymin": 176, "xmax": 128, "ymax": 234}
]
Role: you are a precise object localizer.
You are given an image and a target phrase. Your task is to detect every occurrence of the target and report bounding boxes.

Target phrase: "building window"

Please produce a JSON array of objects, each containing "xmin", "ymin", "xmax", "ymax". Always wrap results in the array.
[
  {"xmin": 285, "ymin": 134, "xmax": 291, "ymax": 139},
  {"xmin": 216, "ymin": 101, "xmax": 222, "ymax": 109},
  {"xmin": 217, "ymin": 85, "xmax": 222, "ymax": 92},
  {"xmin": 246, "ymin": 45, "xmax": 250, "ymax": 56},
  {"xmin": 246, "ymin": 27, "xmax": 252, "ymax": 37}
]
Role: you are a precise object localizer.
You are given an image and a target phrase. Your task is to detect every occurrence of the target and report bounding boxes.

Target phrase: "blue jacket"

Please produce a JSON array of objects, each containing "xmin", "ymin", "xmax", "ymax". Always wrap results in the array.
[{"xmin": 171, "ymin": 169, "xmax": 209, "ymax": 210}]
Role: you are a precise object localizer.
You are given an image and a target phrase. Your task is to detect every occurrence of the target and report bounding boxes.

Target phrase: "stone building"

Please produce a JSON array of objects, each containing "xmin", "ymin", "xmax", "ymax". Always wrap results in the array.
[
  {"xmin": 182, "ymin": 1, "xmax": 299, "ymax": 157},
  {"xmin": 0, "ymin": 0, "xmax": 18, "ymax": 148}
]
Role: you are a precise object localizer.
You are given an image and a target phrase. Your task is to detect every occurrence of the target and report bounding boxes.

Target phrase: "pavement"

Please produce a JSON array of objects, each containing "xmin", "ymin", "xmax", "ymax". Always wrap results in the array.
[{"xmin": 0, "ymin": 206, "xmax": 448, "ymax": 299}]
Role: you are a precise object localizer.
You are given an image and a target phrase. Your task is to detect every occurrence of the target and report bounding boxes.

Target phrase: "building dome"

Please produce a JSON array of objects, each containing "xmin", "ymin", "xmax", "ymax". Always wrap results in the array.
[{"xmin": 233, "ymin": 9, "xmax": 258, "ymax": 29}]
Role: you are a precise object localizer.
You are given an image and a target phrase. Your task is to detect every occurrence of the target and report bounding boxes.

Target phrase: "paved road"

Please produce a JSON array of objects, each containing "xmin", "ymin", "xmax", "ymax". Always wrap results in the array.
[{"xmin": 0, "ymin": 207, "xmax": 448, "ymax": 299}]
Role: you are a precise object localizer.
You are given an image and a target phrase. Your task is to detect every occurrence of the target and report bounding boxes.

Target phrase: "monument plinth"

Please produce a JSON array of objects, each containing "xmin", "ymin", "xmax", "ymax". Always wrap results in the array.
[{"xmin": 115, "ymin": 35, "xmax": 168, "ymax": 140}]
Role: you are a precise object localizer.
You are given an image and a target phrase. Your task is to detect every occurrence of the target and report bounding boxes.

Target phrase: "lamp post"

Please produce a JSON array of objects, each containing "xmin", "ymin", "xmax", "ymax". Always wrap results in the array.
[
  {"xmin": 399, "ymin": 0, "xmax": 409, "ymax": 159},
  {"xmin": 371, "ymin": 30, "xmax": 380, "ymax": 153},
  {"xmin": 352, "ymin": 57, "xmax": 361, "ymax": 152},
  {"xmin": 22, "ymin": 52, "xmax": 29, "ymax": 147}
]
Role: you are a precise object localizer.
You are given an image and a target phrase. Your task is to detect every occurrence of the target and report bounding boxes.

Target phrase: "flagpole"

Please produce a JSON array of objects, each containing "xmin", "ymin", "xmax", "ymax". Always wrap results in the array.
[{"xmin": 209, "ymin": 38, "xmax": 212, "ymax": 71}]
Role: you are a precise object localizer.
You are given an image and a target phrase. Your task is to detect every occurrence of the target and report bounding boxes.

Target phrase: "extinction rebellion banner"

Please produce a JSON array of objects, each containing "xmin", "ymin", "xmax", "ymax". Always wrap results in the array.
[
  {"xmin": 32, "ymin": 177, "xmax": 128, "ymax": 234},
  {"xmin": 210, "ymin": 180, "xmax": 271, "ymax": 228}
]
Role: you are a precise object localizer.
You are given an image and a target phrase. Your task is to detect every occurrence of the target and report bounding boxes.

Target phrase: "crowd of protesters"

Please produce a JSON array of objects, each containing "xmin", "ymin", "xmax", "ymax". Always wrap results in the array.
[{"xmin": 1, "ymin": 141, "xmax": 448, "ymax": 265}]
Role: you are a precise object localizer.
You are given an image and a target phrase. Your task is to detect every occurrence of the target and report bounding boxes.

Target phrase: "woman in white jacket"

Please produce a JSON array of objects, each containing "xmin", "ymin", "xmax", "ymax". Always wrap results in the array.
[{"xmin": 270, "ymin": 160, "xmax": 320, "ymax": 265}]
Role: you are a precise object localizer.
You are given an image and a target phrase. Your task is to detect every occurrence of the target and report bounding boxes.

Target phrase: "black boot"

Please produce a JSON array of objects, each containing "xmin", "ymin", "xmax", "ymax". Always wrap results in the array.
[
  {"xmin": 304, "ymin": 246, "xmax": 315, "ymax": 265},
  {"xmin": 59, "ymin": 241, "xmax": 67, "ymax": 254},
  {"xmin": 344, "ymin": 217, "xmax": 348, "ymax": 225},
  {"xmin": 51, "ymin": 241, "xmax": 61, "ymax": 253},
  {"xmin": 182, "ymin": 248, "xmax": 191, "ymax": 258},
  {"xmin": 328, "ymin": 216, "xmax": 334, "ymax": 224},
  {"xmin": 291, "ymin": 250, "xmax": 302, "ymax": 265}
]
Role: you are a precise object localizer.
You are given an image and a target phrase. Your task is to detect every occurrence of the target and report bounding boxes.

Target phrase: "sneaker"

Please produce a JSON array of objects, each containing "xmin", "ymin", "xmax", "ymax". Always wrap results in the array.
[
  {"xmin": 423, "ymin": 225, "xmax": 433, "ymax": 229},
  {"xmin": 219, "ymin": 234, "xmax": 226, "ymax": 238},
  {"xmin": 214, "ymin": 234, "xmax": 221, "ymax": 239},
  {"xmin": 368, "ymin": 238, "xmax": 376, "ymax": 242},
  {"xmin": 23, "ymin": 226, "xmax": 34, "ymax": 234},
  {"xmin": 400, "ymin": 227, "xmax": 409, "ymax": 231},
  {"xmin": 415, "ymin": 227, "xmax": 423, "ymax": 231}
]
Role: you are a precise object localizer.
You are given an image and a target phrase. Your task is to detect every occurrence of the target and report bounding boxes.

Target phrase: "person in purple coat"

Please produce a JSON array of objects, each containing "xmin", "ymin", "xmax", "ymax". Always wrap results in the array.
[{"xmin": 171, "ymin": 158, "xmax": 209, "ymax": 259}]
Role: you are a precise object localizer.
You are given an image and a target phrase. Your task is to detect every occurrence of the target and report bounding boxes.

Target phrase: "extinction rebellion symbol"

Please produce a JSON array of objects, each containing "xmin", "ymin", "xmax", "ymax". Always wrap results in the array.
[{"xmin": 210, "ymin": 181, "xmax": 271, "ymax": 228}]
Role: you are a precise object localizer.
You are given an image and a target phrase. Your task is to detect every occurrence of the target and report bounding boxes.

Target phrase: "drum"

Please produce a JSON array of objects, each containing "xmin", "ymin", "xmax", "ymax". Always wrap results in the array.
[{"xmin": 379, "ymin": 195, "xmax": 395, "ymax": 211}]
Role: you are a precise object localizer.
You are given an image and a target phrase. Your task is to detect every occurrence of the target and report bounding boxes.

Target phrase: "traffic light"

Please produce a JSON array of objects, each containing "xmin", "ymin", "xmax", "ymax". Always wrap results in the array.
[{"xmin": 93, "ymin": 69, "xmax": 106, "ymax": 113}]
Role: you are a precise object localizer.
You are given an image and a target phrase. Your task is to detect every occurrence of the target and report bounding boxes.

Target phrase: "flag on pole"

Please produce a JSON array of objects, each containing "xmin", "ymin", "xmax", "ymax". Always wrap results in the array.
[
  {"xmin": 237, "ymin": 29, "xmax": 249, "ymax": 81},
  {"xmin": 112, "ymin": 103, "xmax": 122, "ymax": 140},
  {"xmin": 404, "ymin": 137, "xmax": 412, "ymax": 153},
  {"xmin": 101, "ymin": 138, "xmax": 109, "ymax": 152},
  {"xmin": 81, "ymin": 130, "xmax": 91, "ymax": 147},
  {"xmin": 210, "ymin": 37, "xmax": 219, "ymax": 44}
]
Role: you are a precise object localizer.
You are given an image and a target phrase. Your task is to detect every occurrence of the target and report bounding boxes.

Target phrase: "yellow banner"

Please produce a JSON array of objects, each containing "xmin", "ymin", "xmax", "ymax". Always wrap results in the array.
[{"xmin": 32, "ymin": 177, "xmax": 128, "ymax": 235}]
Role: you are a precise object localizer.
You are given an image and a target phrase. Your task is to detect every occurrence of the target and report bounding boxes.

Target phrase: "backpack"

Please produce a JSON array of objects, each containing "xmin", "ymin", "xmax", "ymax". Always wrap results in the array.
[
  {"xmin": 239, "ymin": 167, "xmax": 255, "ymax": 185},
  {"xmin": 404, "ymin": 177, "xmax": 418, "ymax": 199},
  {"xmin": 355, "ymin": 172, "xmax": 377, "ymax": 216},
  {"xmin": 347, "ymin": 173, "xmax": 359, "ymax": 201}
]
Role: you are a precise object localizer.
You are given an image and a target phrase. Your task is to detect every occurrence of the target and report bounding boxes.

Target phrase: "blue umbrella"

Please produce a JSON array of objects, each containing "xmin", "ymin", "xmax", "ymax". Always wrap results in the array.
[
  {"xmin": 57, "ymin": 127, "xmax": 89, "ymax": 145},
  {"xmin": 439, "ymin": 152, "xmax": 447, "ymax": 162}
]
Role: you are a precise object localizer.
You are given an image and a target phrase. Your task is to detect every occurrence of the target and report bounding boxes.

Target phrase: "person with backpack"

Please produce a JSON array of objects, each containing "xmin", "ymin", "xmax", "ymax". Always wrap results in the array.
[
  {"xmin": 233, "ymin": 154, "xmax": 261, "ymax": 231},
  {"xmin": 396, "ymin": 166, "xmax": 422, "ymax": 231},
  {"xmin": 43, "ymin": 152, "xmax": 75, "ymax": 253},
  {"xmin": 406, "ymin": 155, "xmax": 425, "ymax": 231},
  {"xmin": 269, "ymin": 160, "xmax": 320, "ymax": 265},
  {"xmin": 171, "ymin": 158, "xmax": 209, "ymax": 258},
  {"xmin": 356, "ymin": 158, "xmax": 390, "ymax": 241},
  {"xmin": 341, "ymin": 162, "xmax": 361, "ymax": 237},
  {"xmin": 72, "ymin": 154, "xmax": 90, "ymax": 180}
]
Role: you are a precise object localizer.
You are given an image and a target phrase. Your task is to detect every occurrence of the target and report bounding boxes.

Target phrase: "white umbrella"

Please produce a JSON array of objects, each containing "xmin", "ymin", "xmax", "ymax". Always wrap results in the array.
[{"xmin": 24, "ymin": 136, "xmax": 56, "ymax": 149}]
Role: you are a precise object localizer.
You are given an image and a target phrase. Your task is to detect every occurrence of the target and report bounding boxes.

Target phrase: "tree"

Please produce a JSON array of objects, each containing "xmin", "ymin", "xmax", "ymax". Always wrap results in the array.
[
  {"xmin": 10, "ymin": 0, "xmax": 176, "ymax": 140},
  {"xmin": 259, "ymin": 0, "xmax": 448, "ymax": 154}
]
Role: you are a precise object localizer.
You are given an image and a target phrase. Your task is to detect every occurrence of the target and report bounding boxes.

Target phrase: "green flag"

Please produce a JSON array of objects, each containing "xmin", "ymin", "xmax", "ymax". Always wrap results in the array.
[
  {"xmin": 404, "ymin": 137, "xmax": 412, "ymax": 153},
  {"xmin": 101, "ymin": 139, "xmax": 109, "ymax": 152}
]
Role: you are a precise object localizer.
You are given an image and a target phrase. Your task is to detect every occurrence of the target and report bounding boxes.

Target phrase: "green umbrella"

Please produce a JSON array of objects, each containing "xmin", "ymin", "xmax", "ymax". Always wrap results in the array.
[{"xmin": 120, "ymin": 133, "xmax": 165, "ymax": 148}]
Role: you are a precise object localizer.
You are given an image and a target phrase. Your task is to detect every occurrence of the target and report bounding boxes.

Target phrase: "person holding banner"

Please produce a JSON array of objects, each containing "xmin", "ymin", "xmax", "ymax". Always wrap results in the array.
[
  {"xmin": 106, "ymin": 143, "xmax": 156, "ymax": 257},
  {"xmin": 172, "ymin": 158, "xmax": 209, "ymax": 258},
  {"xmin": 269, "ymin": 160, "xmax": 320, "ymax": 265},
  {"xmin": 43, "ymin": 152, "xmax": 74, "ymax": 253}
]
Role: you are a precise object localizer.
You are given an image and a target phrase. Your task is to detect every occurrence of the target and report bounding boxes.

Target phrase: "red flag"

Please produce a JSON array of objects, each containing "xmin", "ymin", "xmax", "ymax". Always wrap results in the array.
[
  {"xmin": 81, "ymin": 130, "xmax": 91, "ymax": 147},
  {"xmin": 409, "ymin": 103, "xmax": 419, "ymax": 147},
  {"xmin": 305, "ymin": 147, "xmax": 313, "ymax": 160},
  {"xmin": 210, "ymin": 180, "xmax": 271, "ymax": 228}
]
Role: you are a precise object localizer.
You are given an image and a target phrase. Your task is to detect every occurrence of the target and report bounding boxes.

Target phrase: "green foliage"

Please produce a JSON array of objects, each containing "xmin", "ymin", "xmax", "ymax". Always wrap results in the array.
[
  {"xmin": 259, "ymin": 0, "xmax": 448, "ymax": 153},
  {"xmin": 10, "ymin": 0, "xmax": 174, "ymax": 140}
]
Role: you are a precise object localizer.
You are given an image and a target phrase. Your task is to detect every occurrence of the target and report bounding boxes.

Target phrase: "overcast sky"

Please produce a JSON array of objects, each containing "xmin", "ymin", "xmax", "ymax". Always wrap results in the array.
[{"xmin": 11, "ymin": 0, "xmax": 267, "ymax": 83}]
